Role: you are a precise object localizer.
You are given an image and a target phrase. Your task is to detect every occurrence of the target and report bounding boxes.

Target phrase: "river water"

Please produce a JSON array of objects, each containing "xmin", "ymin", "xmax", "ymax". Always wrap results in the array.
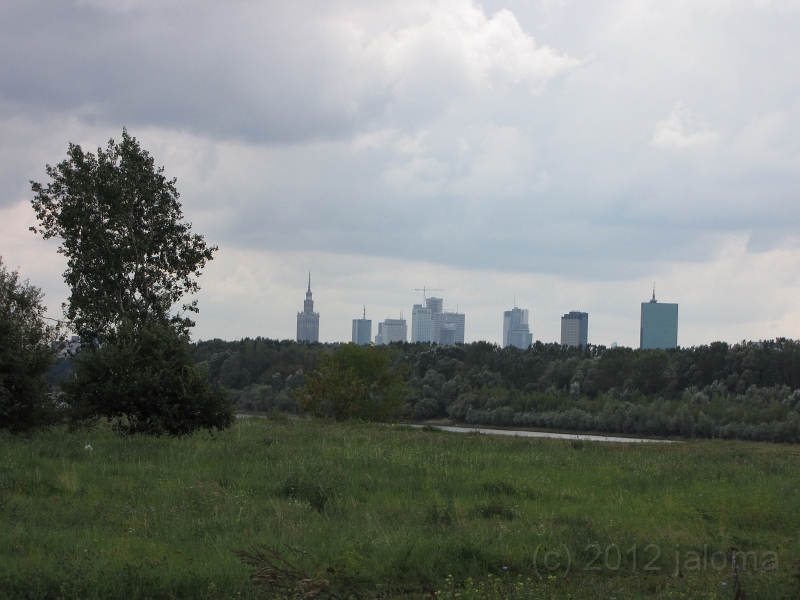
[
  {"xmin": 237, "ymin": 414, "xmax": 674, "ymax": 443},
  {"xmin": 415, "ymin": 424, "xmax": 675, "ymax": 444}
]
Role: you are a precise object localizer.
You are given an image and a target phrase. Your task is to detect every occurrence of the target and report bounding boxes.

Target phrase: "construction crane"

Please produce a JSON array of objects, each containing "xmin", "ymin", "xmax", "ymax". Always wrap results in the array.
[{"xmin": 415, "ymin": 287, "xmax": 444, "ymax": 302}]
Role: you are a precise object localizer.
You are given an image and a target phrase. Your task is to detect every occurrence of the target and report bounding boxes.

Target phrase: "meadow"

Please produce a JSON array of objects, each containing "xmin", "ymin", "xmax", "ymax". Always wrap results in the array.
[{"xmin": 2, "ymin": 417, "xmax": 799, "ymax": 599}]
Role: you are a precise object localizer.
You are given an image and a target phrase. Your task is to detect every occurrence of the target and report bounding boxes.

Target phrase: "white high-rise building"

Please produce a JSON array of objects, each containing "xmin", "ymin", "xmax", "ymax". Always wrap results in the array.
[
  {"xmin": 561, "ymin": 311, "xmax": 588, "ymax": 347},
  {"xmin": 374, "ymin": 318, "xmax": 407, "ymax": 345},
  {"xmin": 411, "ymin": 304, "xmax": 433, "ymax": 343},
  {"xmin": 412, "ymin": 296, "xmax": 465, "ymax": 345},
  {"xmin": 503, "ymin": 307, "xmax": 532, "ymax": 349},
  {"xmin": 426, "ymin": 297, "xmax": 444, "ymax": 343}
]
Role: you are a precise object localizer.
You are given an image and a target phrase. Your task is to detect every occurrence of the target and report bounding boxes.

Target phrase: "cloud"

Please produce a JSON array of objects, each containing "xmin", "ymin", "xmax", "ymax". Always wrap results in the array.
[
  {"xmin": 2, "ymin": 0, "xmax": 800, "ymax": 343},
  {"xmin": 650, "ymin": 102, "xmax": 720, "ymax": 149},
  {"xmin": 0, "ymin": 0, "xmax": 578, "ymax": 145},
  {"xmin": 361, "ymin": 3, "xmax": 580, "ymax": 101}
]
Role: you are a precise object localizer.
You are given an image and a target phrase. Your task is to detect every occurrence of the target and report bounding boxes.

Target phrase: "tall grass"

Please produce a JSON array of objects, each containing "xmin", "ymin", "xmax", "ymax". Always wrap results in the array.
[{"xmin": 1, "ymin": 418, "xmax": 799, "ymax": 599}]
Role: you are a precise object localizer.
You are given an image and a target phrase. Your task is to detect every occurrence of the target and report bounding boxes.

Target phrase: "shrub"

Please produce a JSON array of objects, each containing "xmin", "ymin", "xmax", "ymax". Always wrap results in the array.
[
  {"xmin": 413, "ymin": 397, "xmax": 442, "ymax": 420},
  {"xmin": 64, "ymin": 319, "xmax": 233, "ymax": 435},
  {"xmin": 299, "ymin": 344, "xmax": 408, "ymax": 421}
]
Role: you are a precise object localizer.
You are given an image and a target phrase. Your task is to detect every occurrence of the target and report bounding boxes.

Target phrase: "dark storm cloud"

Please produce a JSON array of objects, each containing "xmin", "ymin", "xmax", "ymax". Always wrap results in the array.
[
  {"xmin": 0, "ymin": 1, "xmax": 384, "ymax": 143},
  {"xmin": 1, "ymin": 0, "xmax": 800, "ymax": 282}
]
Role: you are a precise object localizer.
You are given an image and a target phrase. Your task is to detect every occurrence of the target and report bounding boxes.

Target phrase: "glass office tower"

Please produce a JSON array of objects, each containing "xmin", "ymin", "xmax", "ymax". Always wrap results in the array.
[{"xmin": 640, "ymin": 290, "xmax": 678, "ymax": 349}]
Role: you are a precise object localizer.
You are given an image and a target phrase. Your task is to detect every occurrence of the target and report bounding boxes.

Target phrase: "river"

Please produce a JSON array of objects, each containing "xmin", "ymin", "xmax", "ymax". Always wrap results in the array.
[{"xmin": 413, "ymin": 424, "xmax": 675, "ymax": 443}]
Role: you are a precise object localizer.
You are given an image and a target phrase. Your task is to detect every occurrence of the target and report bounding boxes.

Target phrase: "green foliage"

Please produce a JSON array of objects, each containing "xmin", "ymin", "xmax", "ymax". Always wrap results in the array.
[
  {"xmin": 1, "ymin": 419, "xmax": 798, "ymax": 599},
  {"xmin": 30, "ymin": 129, "xmax": 216, "ymax": 340},
  {"xmin": 0, "ymin": 258, "xmax": 59, "ymax": 432},
  {"xmin": 191, "ymin": 337, "xmax": 800, "ymax": 441},
  {"xmin": 405, "ymin": 341, "xmax": 800, "ymax": 441},
  {"xmin": 192, "ymin": 337, "xmax": 323, "ymax": 390},
  {"xmin": 64, "ymin": 319, "xmax": 233, "ymax": 435},
  {"xmin": 299, "ymin": 344, "xmax": 409, "ymax": 421},
  {"xmin": 231, "ymin": 383, "xmax": 299, "ymax": 414}
]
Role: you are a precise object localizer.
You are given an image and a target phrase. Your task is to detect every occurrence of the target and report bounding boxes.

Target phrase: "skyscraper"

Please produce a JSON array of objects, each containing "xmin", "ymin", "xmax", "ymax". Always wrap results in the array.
[
  {"xmin": 640, "ymin": 289, "xmax": 678, "ymax": 350},
  {"xmin": 296, "ymin": 273, "xmax": 320, "ymax": 342},
  {"xmin": 425, "ymin": 297, "xmax": 443, "ymax": 343},
  {"xmin": 437, "ymin": 310, "xmax": 465, "ymax": 346},
  {"xmin": 503, "ymin": 307, "xmax": 532, "ymax": 349},
  {"xmin": 375, "ymin": 318, "xmax": 407, "ymax": 345},
  {"xmin": 424, "ymin": 296, "xmax": 465, "ymax": 345},
  {"xmin": 351, "ymin": 307, "xmax": 371, "ymax": 346},
  {"xmin": 412, "ymin": 296, "xmax": 464, "ymax": 345},
  {"xmin": 561, "ymin": 311, "xmax": 588, "ymax": 347},
  {"xmin": 411, "ymin": 304, "xmax": 433, "ymax": 343}
]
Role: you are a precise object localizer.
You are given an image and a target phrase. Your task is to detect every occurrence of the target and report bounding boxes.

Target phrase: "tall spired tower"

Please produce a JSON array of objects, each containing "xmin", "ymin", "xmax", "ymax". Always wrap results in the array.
[{"xmin": 296, "ymin": 272, "xmax": 320, "ymax": 342}]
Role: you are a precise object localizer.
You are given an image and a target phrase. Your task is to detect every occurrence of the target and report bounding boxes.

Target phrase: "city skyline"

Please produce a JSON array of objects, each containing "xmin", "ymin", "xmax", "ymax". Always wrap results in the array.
[
  {"xmin": 316, "ymin": 283, "xmax": 682, "ymax": 349},
  {"xmin": 2, "ymin": 2, "xmax": 799, "ymax": 348}
]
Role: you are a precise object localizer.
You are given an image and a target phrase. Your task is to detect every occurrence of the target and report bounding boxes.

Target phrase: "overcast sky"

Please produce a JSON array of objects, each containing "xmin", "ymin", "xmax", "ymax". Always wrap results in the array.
[{"xmin": 1, "ymin": 0, "xmax": 799, "ymax": 347}]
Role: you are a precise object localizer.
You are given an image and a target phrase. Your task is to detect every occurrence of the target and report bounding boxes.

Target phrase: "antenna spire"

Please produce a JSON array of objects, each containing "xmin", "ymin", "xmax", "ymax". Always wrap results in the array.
[
  {"xmin": 307, "ymin": 271, "xmax": 311, "ymax": 292},
  {"xmin": 363, "ymin": 305, "xmax": 366, "ymax": 320},
  {"xmin": 651, "ymin": 282, "xmax": 656, "ymax": 303}
]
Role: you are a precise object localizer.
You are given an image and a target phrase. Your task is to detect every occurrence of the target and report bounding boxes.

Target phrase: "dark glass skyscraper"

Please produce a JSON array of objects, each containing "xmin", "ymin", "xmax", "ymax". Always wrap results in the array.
[{"xmin": 639, "ymin": 289, "xmax": 678, "ymax": 349}]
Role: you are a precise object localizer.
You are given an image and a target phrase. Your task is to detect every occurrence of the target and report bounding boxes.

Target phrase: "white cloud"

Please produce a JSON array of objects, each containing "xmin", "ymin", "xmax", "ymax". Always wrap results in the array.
[
  {"xmin": 360, "ymin": 2, "xmax": 581, "ymax": 98},
  {"xmin": 651, "ymin": 102, "xmax": 720, "ymax": 149}
]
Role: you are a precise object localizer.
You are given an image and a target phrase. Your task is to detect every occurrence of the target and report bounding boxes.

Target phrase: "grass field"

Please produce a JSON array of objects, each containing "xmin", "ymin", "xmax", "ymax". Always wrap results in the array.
[{"xmin": 1, "ymin": 417, "xmax": 800, "ymax": 599}]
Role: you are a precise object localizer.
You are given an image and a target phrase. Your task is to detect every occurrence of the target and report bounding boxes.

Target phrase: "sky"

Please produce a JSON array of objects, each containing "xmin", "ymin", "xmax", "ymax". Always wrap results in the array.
[{"xmin": 1, "ymin": 0, "xmax": 799, "ymax": 347}]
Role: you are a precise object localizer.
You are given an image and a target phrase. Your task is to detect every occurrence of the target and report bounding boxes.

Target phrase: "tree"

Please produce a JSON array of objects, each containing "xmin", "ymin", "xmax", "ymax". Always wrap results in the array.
[
  {"xmin": 30, "ymin": 129, "xmax": 216, "ymax": 340},
  {"xmin": 0, "ymin": 258, "xmax": 59, "ymax": 432},
  {"xmin": 30, "ymin": 130, "xmax": 230, "ymax": 435},
  {"xmin": 299, "ymin": 344, "xmax": 409, "ymax": 421}
]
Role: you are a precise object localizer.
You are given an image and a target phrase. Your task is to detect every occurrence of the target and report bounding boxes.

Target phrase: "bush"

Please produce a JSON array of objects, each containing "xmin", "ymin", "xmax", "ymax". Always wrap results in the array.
[
  {"xmin": 413, "ymin": 397, "xmax": 442, "ymax": 420},
  {"xmin": 0, "ymin": 258, "xmax": 59, "ymax": 432},
  {"xmin": 64, "ymin": 319, "xmax": 233, "ymax": 435},
  {"xmin": 299, "ymin": 344, "xmax": 409, "ymax": 422},
  {"xmin": 234, "ymin": 383, "xmax": 298, "ymax": 413}
]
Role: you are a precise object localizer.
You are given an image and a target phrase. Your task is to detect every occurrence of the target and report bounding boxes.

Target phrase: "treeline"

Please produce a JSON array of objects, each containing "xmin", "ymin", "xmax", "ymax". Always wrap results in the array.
[
  {"xmin": 191, "ymin": 338, "xmax": 329, "ymax": 413},
  {"xmin": 406, "ymin": 340, "xmax": 800, "ymax": 443},
  {"xmin": 193, "ymin": 337, "xmax": 800, "ymax": 442}
]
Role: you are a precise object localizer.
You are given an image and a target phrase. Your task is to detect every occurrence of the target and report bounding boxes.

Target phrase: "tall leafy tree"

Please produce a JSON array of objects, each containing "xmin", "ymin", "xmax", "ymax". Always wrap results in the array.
[
  {"xmin": 30, "ymin": 129, "xmax": 216, "ymax": 340},
  {"xmin": 30, "ymin": 130, "xmax": 231, "ymax": 435},
  {"xmin": 0, "ymin": 258, "xmax": 60, "ymax": 432}
]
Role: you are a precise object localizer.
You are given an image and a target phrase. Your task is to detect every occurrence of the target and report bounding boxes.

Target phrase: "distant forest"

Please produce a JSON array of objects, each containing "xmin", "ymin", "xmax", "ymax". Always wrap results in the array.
[{"xmin": 191, "ymin": 337, "xmax": 800, "ymax": 443}]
